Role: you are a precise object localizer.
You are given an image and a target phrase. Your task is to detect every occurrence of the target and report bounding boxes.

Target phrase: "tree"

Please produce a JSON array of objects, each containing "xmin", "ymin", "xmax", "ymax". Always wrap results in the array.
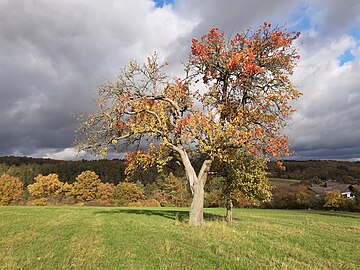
[
  {"xmin": 323, "ymin": 190, "xmax": 347, "ymax": 210},
  {"xmin": 221, "ymin": 151, "xmax": 272, "ymax": 222},
  {"xmin": 72, "ymin": 170, "xmax": 101, "ymax": 202},
  {"xmin": 115, "ymin": 182, "xmax": 145, "ymax": 206},
  {"xmin": 76, "ymin": 23, "xmax": 301, "ymax": 226},
  {"xmin": 147, "ymin": 173, "xmax": 191, "ymax": 206},
  {"xmin": 97, "ymin": 182, "xmax": 116, "ymax": 203},
  {"xmin": 28, "ymin": 174, "xmax": 64, "ymax": 199},
  {"xmin": 350, "ymin": 185, "xmax": 360, "ymax": 211},
  {"xmin": 0, "ymin": 174, "xmax": 24, "ymax": 205}
]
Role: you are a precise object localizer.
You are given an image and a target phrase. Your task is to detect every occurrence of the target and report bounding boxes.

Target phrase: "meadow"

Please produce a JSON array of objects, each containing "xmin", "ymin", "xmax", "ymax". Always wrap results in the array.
[
  {"xmin": 269, "ymin": 178, "xmax": 302, "ymax": 186},
  {"xmin": 0, "ymin": 206, "xmax": 359, "ymax": 270}
]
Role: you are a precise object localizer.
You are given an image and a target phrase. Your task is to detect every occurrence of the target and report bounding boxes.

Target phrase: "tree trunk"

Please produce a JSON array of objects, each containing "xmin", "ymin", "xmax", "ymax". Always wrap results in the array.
[
  {"xmin": 176, "ymin": 145, "xmax": 212, "ymax": 226},
  {"xmin": 188, "ymin": 159, "xmax": 212, "ymax": 226},
  {"xmin": 225, "ymin": 198, "xmax": 233, "ymax": 222},
  {"xmin": 189, "ymin": 181, "xmax": 204, "ymax": 225}
]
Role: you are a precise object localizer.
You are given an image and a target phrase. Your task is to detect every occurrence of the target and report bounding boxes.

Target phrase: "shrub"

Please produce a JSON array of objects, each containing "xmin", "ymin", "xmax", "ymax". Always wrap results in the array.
[
  {"xmin": 97, "ymin": 182, "xmax": 116, "ymax": 201},
  {"xmin": 324, "ymin": 190, "xmax": 347, "ymax": 209},
  {"xmin": 146, "ymin": 173, "xmax": 191, "ymax": 207},
  {"xmin": 115, "ymin": 182, "xmax": 145, "ymax": 206},
  {"xmin": 27, "ymin": 198, "xmax": 48, "ymax": 206},
  {"xmin": 61, "ymin": 182, "xmax": 73, "ymax": 196},
  {"xmin": 269, "ymin": 185, "xmax": 319, "ymax": 209},
  {"xmin": 0, "ymin": 174, "xmax": 24, "ymax": 205},
  {"xmin": 72, "ymin": 170, "xmax": 101, "ymax": 202},
  {"xmin": 28, "ymin": 174, "xmax": 63, "ymax": 199}
]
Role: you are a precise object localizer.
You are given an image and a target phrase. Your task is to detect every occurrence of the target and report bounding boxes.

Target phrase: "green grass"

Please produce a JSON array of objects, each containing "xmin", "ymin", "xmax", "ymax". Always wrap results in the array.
[
  {"xmin": 0, "ymin": 207, "xmax": 359, "ymax": 270},
  {"xmin": 269, "ymin": 178, "xmax": 302, "ymax": 186}
]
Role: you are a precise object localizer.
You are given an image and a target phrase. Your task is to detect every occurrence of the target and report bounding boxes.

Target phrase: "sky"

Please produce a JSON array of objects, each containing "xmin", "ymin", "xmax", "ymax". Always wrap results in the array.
[{"xmin": 0, "ymin": 0, "xmax": 359, "ymax": 161}]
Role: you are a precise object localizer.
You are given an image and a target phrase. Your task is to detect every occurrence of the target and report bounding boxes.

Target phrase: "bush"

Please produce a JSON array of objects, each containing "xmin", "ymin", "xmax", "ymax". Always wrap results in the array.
[
  {"xmin": 115, "ymin": 182, "xmax": 145, "ymax": 206},
  {"xmin": 269, "ymin": 185, "xmax": 319, "ymax": 209},
  {"xmin": 0, "ymin": 174, "xmax": 24, "ymax": 205},
  {"xmin": 27, "ymin": 198, "xmax": 48, "ymax": 206},
  {"xmin": 28, "ymin": 174, "xmax": 63, "ymax": 199},
  {"xmin": 97, "ymin": 182, "xmax": 116, "ymax": 202},
  {"xmin": 146, "ymin": 173, "xmax": 191, "ymax": 207},
  {"xmin": 72, "ymin": 170, "xmax": 101, "ymax": 202},
  {"xmin": 323, "ymin": 190, "xmax": 347, "ymax": 210}
]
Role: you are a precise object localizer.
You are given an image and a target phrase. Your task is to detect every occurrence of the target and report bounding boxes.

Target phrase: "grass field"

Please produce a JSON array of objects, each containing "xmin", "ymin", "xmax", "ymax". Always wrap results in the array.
[
  {"xmin": 0, "ymin": 207, "xmax": 359, "ymax": 270},
  {"xmin": 269, "ymin": 178, "xmax": 302, "ymax": 186}
]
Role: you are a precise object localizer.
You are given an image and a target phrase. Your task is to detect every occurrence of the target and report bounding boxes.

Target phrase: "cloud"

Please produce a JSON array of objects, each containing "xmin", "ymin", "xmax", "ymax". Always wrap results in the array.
[
  {"xmin": 0, "ymin": 0, "xmax": 359, "ymax": 160},
  {"xmin": 0, "ymin": 0, "xmax": 195, "ymax": 158},
  {"xmin": 287, "ymin": 33, "xmax": 360, "ymax": 159},
  {"xmin": 176, "ymin": 0, "xmax": 297, "ymax": 32},
  {"xmin": 172, "ymin": 0, "xmax": 360, "ymax": 160}
]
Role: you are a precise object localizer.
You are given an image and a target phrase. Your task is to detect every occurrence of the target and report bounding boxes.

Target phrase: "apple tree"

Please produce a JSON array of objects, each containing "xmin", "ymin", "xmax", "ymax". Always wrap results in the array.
[{"xmin": 76, "ymin": 23, "xmax": 301, "ymax": 226}]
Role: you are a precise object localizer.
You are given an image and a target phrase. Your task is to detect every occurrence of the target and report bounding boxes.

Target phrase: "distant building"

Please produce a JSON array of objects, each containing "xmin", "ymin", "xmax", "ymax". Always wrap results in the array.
[{"xmin": 308, "ymin": 183, "xmax": 355, "ymax": 199}]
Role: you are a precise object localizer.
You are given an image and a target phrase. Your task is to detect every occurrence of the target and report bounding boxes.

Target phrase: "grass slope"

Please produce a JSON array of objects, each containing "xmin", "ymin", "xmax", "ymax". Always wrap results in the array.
[
  {"xmin": 0, "ymin": 207, "xmax": 359, "ymax": 270},
  {"xmin": 269, "ymin": 178, "xmax": 301, "ymax": 186}
]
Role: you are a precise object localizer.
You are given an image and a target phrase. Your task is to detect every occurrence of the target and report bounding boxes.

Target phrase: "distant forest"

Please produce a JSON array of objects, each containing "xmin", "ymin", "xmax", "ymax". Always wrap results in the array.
[{"xmin": 0, "ymin": 156, "xmax": 359, "ymax": 186}]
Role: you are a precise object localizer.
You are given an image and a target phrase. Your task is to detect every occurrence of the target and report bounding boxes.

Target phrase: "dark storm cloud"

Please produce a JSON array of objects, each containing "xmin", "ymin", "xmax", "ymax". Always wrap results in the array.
[
  {"xmin": 0, "ymin": 0, "xmax": 359, "ymax": 160},
  {"xmin": 176, "ymin": 0, "xmax": 297, "ymax": 33},
  {"xmin": 0, "ymin": 0, "xmax": 194, "ymax": 159}
]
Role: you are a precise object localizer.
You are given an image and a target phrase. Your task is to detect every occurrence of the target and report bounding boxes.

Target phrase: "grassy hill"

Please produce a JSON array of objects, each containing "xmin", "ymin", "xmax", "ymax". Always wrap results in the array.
[
  {"xmin": 269, "ymin": 178, "xmax": 301, "ymax": 186},
  {"xmin": 1, "ymin": 207, "xmax": 359, "ymax": 269}
]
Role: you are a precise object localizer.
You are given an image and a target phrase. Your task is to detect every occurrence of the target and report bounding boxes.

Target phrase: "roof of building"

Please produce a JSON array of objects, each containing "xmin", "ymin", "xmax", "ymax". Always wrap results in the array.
[{"xmin": 308, "ymin": 184, "xmax": 352, "ymax": 194}]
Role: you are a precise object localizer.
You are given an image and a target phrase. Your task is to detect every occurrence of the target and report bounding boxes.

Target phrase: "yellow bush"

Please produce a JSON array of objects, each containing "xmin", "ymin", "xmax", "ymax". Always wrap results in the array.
[
  {"xmin": 28, "ymin": 174, "xmax": 63, "ymax": 198},
  {"xmin": 97, "ymin": 182, "xmax": 116, "ymax": 201},
  {"xmin": 115, "ymin": 182, "xmax": 145, "ymax": 206},
  {"xmin": 0, "ymin": 174, "xmax": 24, "ymax": 205},
  {"xmin": 72, "ymin": 170, "xmax": 101, "ymax": 202},
  {"xmin": 27, "ymin": 198, "xmax": 48, "ymax": 206},
  {"xmin": 324, "ymin": 190, "xmax": 347, "ymax": 209}
]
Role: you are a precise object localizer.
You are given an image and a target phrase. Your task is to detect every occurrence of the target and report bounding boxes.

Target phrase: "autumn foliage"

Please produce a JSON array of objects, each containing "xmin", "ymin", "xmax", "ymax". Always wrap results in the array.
[
  {"xmin": 27, "ymin": 174, "xmax": 74, "ymax": 205},
  {"xmin": 0, "ymin": 174, "xmax": 24, "ymax": 205},
  {"xmin": 75, "ymin": 23, "xmax": 301, "ymax": 225},
  {"xmin": 72, "ymin": 170, "xmax": 101, "ymax": 202},
  {"xmin": 323, "ymin": 190, "xmax": 347, "ymax": 209},
  {"xmin": 115, "ymin": 182, "xmax": 145, "ymax": 206},
  {"xmin": 28, "ymin": 174, "xmax": 64, "ymax": 198},
  {"xmin": 146, "ymin": 173, "xmax": 191, "ymax": 207},
  {"xmin": 97, "ymin": 182, "xmax": 116, "ymax": 202}
]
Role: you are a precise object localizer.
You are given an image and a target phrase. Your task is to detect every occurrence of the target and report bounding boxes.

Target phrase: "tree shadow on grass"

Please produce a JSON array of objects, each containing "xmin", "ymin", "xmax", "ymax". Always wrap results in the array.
[{"xmin": 95, "ymin": 208, "xmax": 225, "ymax": 222}]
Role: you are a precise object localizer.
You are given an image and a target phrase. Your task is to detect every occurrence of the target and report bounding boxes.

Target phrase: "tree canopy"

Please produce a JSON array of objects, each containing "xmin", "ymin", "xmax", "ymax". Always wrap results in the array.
[{"xmin": 76, "ymin": 23, "xmax": 301, "ymax": 226}]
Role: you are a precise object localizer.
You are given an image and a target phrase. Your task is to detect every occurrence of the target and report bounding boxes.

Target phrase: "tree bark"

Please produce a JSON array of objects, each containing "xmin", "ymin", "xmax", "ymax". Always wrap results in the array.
[
  {"xmin": 189, "ymin": 181, "xmax": 205, "ymax": 225},
  {"xmin": 225, "ymin": 198, "xmax": 233, "ymax": 222},
  {"xmin": 174, "ymin": 145, "xmax": 212, "ymax": 226},
  {"xmin": 189, "ymin": 159, "xmax": 212, "ymax": 226}
]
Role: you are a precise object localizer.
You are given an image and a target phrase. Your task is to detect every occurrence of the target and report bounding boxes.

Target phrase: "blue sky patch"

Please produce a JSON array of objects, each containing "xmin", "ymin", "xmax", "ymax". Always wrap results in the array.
[
  {"xmin": 349, "ymin": 28, "xmax": 360, "ymax": 45},
  {"xmin": 289, "ymin": 3, "xmax": 313, "ymax": 31},
  {"xmin": 289, "ymin": 3, "xmax": 319, "ymax": 31},
  {"xmin": 339, "ymin": 49, "xmax": 355, "ymax": 66},
  {"xmin": 153, "ymin": 0, "xmax": 174, "ymax": 8}
]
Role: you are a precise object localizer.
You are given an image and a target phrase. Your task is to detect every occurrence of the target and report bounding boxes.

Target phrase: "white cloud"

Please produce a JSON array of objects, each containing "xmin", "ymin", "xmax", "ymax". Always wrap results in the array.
[
  {"xmin": 287, "ymin": 32, "xmax": 360, "ymax": 159},
  {"xmin": 42, "ymin": 147, "xmax": 79, "ymax": 161}
]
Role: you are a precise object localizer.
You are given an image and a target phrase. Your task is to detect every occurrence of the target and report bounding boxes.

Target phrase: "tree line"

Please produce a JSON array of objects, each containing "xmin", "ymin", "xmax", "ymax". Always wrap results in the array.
[
  {"xmin": 1, "ymin": 156, "xmax": 359, "ymax": 185},
  {"xmin": 1, "ymin": 156, "xmax": 359, "ymax": 212},
  {"xmin": 268, "ymin": 160, "xmax": 360, "ymax": 182},
  {"xmin": 0, "ymin": 170, "xmax": 192, "ymax": 207}
]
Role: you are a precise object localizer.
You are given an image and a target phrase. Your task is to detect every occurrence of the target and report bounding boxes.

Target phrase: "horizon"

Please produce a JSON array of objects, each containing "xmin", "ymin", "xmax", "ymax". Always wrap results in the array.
[{"xmin": 1, "ymin": 154, "xmax": 359, "ymax": 163}]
